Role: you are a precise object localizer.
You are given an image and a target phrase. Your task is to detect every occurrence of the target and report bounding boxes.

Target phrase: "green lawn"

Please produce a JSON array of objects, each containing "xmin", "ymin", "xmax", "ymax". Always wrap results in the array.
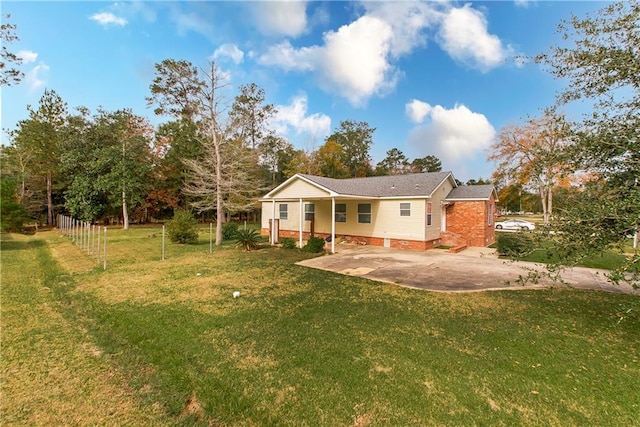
[{"xmin": 2, "ymin": 227, "xmax": 639, "ymax": 425}]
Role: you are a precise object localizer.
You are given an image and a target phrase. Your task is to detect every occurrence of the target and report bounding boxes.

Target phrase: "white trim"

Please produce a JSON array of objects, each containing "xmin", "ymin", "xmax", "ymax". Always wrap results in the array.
[
  {"xmin": 298, "ymin": 198, "xmax": 303, "ymax": 249},
  {"xmin": 331, "ymin": 197, "xmax": 335, "ymax": 254}
]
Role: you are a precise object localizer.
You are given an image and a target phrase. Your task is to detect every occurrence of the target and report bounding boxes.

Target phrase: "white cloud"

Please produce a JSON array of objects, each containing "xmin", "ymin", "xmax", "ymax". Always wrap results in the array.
[
  {"xmin": 25, "ymin": 62, "xmax": 50, "ymax": 92},
  {"xmin": 258, "ymin": 41, "xmax": 317, "ymax": 71},
  {"xmin": 259, "ymin": 3, "xmax": 514, "ymax": 105},
  {"xmin": 259, "ymin": 15, "xmax": 401, "ymax": 106},
  {"xmin": 253, "ymin": 1, "xmax": 308, "ymax": 37},
  {"xmin": 407, "ymin": 102, "xmax": 496, "ymax": 166},
  {"xmin": 514, "ymin": 0, "xmax": 532, "ymax": 8},
  {"xmin": 90, "ymin": 12, "xmax": 127, "ymax": 27},
  {"xmin": 363, "ymin": 2, "xmax": 440, "ymax": 57},
  {"xmin": 17, "ymin": 50, "xmax": 38, "ymax": 64},
  {"xmin": 212, "ymin": 44, "xmax": 244, "ymax": 64},
  {"xmin": 405, "ymin": 99, "xmax": 432, "ymax": 124},
  {"xmin": 437, "ymin": 5, "xmax": 513, "ymax": 72},
  {"xmin": 272, "ymin": 94, "xmax": 331, "ymax": 139},
  {"xmin": 174, "ymin": 11, "xmax": 213, "ymax": 37}
]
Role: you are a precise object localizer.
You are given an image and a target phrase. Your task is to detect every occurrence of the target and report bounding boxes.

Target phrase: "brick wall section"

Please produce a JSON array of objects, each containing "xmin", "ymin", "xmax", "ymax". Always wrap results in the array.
[
  {"xmin": 261, "ymin": 228, "xmax": 440, "ymax": 250},
  {"xmin": 443, "ymin": 198, "xmax": 496, "ymax": 247}
]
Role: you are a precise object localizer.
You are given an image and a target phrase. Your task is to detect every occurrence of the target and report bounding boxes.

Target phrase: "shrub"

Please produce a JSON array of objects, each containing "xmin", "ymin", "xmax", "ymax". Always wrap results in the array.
[
  {"xmin": 0, "ymin": 177, "xmax": 29, "ymax": 233},
  {"xmin": 496, "ymin": 233, "xmax": 534, "ymax": 257},
  {"xmin": 222, "ymin": 222, "xmax": 239, "ymax": 241},
  {"xmin": 235, "ymin": 228, "xmax": 261, "ymax": 251},
  {"xmin": 166, "ymin": 210, "xmax": 199, "ymax": 244},
  {"xmin": 280, "ymin": 237, "xmax": 297, "ymax": 249},
  {"xmin": 302, "ymin": 236, "xmax": 326, "ymax": 253}
]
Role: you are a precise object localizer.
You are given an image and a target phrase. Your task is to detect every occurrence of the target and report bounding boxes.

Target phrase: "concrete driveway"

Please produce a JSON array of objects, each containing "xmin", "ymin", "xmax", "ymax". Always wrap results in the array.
[{"xmin": 297, "ymin": 245, "xmax": 639, "ymax": 294}]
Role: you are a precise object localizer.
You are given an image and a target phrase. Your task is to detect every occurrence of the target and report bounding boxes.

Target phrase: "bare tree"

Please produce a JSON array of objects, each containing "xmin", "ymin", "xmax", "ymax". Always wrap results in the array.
[
  {"xmin": 148, "ymin": 59, "xmax": 265, "ymax": 244},
  {"xmin": 489, "ymin": 109, "xmax": 572, "ymax": 224}
]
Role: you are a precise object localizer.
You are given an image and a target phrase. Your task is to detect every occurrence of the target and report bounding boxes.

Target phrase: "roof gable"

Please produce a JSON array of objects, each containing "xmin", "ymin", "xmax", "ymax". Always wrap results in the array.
[{"xmin": 446, "ymin": 185, "xmax": 497, "ymax": 201}]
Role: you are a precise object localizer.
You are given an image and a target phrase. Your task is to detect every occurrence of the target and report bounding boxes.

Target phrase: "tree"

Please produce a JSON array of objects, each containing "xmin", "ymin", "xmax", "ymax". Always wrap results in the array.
[
  {"xmin": 1, "ymin": 14, "xmax": 23, "ymax": 86},
  {"xmin": 14, "ymin": 89, "xmax": 68, "ymax": 225},
  {"xmin": 61, "ymin": 108, "xmax": 153, "ymax": 227},
  {"xmin": 284, "ymin": 149, "xmax": 319, "ymax": 178},
  {"xmin": 326, "ymin": 120, "xmax": 375, "ymax": 177},
  {"xmin": 411, "ymin": 155, "xmax": 442, "ymax": 173},
  {"xmin": 260, "ymin": 135, "xmax": 295, "ymax": 186},
  {"xmin": 316, "ymin": 140, "xmax": 349, "ymax": 178},
  {"xmin": 536, "ymin": 0, "xmax": 639, "ymax": 284},
  {"xmin": 488, "ymin": 109, "xmax": 572, "ymax": 224},
  {"xmin": 376, "ymin": 148, "xmax": 409, "ymax": 175},
  {"xmin": 228, "ymin": 83, "xmax": 276, "ymax": 150},
  {"xmin": 148, "ymin": 59, "xmax": 264, "ymax": 244}
]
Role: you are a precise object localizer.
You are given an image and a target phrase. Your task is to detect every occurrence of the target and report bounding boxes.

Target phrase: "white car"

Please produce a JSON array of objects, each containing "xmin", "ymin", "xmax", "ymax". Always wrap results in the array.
[{"xmin": 495, "ymin": 219, "xmax": 536, "ymax": 231}]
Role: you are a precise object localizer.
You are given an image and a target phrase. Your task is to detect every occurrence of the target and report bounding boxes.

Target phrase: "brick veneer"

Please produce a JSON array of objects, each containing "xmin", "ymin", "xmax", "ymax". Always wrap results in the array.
[
  {"xmin": 443, "ymin": 200, "xmax": 496, "ymax": 247},
  {"xmin": 261, "ymin": 228, "xmax": 441, "ymax": 250}
]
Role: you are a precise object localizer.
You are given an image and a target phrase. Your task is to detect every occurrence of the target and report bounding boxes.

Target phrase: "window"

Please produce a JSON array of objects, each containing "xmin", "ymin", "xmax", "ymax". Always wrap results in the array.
[
  {"xmin": 358, "ymin": 204, "xmax": 371, "ymax": 223},
  {"xmin": 400, "ymin": 202, "xmax": 411, "ymax": 217},
  {"xmin": 335, "ymin": 203, "xmax": 346, "ymax": 222},
  {"xmin": 426, "ymin": 202, "xmax": 432, "ymax": 226},
  {"xmin": 279, "ymin": 204, "xmax": 288, "ymax": 220},
  {"xmin": 305, "ymin": 203, "xmax": 315, "ymax": 221}
]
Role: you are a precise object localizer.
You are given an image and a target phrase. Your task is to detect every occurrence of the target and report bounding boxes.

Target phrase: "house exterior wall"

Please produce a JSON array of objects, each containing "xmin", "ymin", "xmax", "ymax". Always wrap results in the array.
[
  {"xmin": 443, "ymin": 194, "xmax": 497, "ymax": 247},
  {"xmin": 262, "ymin": 199, "xmax": 431, "ymax": 241}
]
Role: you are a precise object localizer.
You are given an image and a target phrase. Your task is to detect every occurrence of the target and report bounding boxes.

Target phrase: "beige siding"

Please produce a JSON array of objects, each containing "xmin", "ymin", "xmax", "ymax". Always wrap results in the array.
[
  {"xmin": 272, "ymin": 179, "xmax": 330, "ymax": 199},
  {"xmin": 261, "ymin": 201, "xmax": 308, "ymax": 231},
  {"xmin": 426, "ymin": 180, "xmax": 454, "ymax": 240},
  {"xmin": 299, "ymin": 199, "xmax": 426, "ymax": 241},
  {"xmin": 261, "ymin": 177, "xmax": 456, "ymax": 243}
]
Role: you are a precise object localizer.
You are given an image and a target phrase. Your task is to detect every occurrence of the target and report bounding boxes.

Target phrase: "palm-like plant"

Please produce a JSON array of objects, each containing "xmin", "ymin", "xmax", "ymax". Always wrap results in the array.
[{"xmin": 234, "ymin": 228, "xmax": 261, "ymax": 251}]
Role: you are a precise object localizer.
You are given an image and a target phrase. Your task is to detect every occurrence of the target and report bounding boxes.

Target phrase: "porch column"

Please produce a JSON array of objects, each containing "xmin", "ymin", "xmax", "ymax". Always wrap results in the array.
[
  {"xmin": 331, "ymin": 197, "xmax": 336, "ymax": 254},
  {"xmin": 299, "ymin": 198, "xmax": 304, "ymax": 248},
  {"xmin": 271, "ymin": 198, "xmax": 276, "ymax": 244}
]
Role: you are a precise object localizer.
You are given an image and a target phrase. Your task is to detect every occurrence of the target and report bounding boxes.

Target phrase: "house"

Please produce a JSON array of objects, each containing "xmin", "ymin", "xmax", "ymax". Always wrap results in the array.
[{"xmin": 260, "ymin": 172, "xmax": 497, "ymax": 253}]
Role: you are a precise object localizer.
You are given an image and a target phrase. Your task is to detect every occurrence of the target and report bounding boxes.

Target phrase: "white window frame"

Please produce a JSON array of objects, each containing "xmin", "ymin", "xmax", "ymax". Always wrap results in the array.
[
  {"xmin": 279, "ymin": 204, "xmax": 288, "ymax": 220},
  {"xmin": 305, "ymin": 203, "xmax": 315, "ymax": 221},
  {"xmin": 335, "ymin": 203, "xmax": 347, "ymax": 222},
  {"xmin": 400, "ymin": 202, "xmax": 411, "ymax": 217},
  {"xmin": 358, "ymin": 203, "xmax": 371, "ymax": 224},
  {"xmin": 426, "ymin": 202, "xmax": 432, "ymax": 226}
]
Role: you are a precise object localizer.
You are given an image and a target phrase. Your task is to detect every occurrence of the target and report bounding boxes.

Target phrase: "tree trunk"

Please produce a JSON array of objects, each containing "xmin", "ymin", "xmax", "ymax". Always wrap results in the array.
[
  {"xmin": 540, "ymin": 186, "xmax": 550, "ymax": 225},
  {"xmin": 214, "ymin": 136, "xmax": 223, "ymax": 245},
  {"xmin": 122, "ymin": 188, "xmax": 129, "ymax": 230},
  {"xmin": 547, "ymin": 185, "xmax": 553, "ymax": 224},
  {"xmin": 47, "ymin": 172, "xmax": 53, "ymax": 226}
]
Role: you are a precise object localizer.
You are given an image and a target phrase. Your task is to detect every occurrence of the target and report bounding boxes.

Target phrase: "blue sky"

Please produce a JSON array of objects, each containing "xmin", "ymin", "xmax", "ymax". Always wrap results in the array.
[{"xmin": 1, "ymin": 1, "xmax": 604, "ymax": 182}]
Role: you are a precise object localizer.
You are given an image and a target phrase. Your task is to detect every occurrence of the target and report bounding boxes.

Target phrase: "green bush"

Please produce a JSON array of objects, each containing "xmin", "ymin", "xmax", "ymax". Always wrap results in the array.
[
  {"xmin": 302, "ymin": 236, "xmax": 326, "ymax": 253},
  {"xmin": 0, "ymin": 177, "xmax": 29, "ymax": 233},
  {"xmin": 235, "ymin": 228, "xmax": 261, "ymax": 251},
  {"xmin": 166, "ymin": 210, "xmax": 199, "ymax": 244},
  {"xmin": 496, "ymin": 233, "xmax": 534, "ymax": 257},
  {"xmin": 280, "ymin": 237, "xmax": 297, "ymax": 249},
  {"xmin": 222, "ymin": 222, "xmax": 239, "ymax": 241}
]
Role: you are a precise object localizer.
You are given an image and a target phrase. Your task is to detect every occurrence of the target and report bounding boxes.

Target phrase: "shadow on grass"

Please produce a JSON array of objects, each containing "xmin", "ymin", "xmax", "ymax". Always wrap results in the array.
[{"xmin": 0, "ymin": 234, "xmax": 45, "ymax": 251}]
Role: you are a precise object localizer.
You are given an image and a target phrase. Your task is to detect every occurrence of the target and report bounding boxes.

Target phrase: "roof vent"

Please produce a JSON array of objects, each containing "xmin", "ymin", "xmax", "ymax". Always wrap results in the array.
[
  {"xmin": 415, "ymin": 184, "xmax": 420, "ymax": 189},
  {"xmin": 391, "ymin": 185, "xmax": 395, "ymax": 189}
]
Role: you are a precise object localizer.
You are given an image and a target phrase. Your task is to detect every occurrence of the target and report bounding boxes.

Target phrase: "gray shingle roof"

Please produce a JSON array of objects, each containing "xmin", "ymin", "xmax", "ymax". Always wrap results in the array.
[
  {"xmin": 298, "ymin": 172, "xmax": 453, "ymax": 197},
  {"xmin": 446, "ymin": 185, "xmax": 495, "ymax": 200}
]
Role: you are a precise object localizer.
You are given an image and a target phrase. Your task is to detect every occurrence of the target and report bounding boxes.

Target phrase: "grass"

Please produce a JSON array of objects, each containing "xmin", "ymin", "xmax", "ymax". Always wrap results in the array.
[{"xmin": 2, "ymin": 226, "xmax": 639, "ymax": 425}]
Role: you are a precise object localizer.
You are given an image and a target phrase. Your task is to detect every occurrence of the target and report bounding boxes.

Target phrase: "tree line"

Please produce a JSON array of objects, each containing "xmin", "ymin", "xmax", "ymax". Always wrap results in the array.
[{"xmin": 1, "ymin": 53, "xmax": 452, "ymax": 241}]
